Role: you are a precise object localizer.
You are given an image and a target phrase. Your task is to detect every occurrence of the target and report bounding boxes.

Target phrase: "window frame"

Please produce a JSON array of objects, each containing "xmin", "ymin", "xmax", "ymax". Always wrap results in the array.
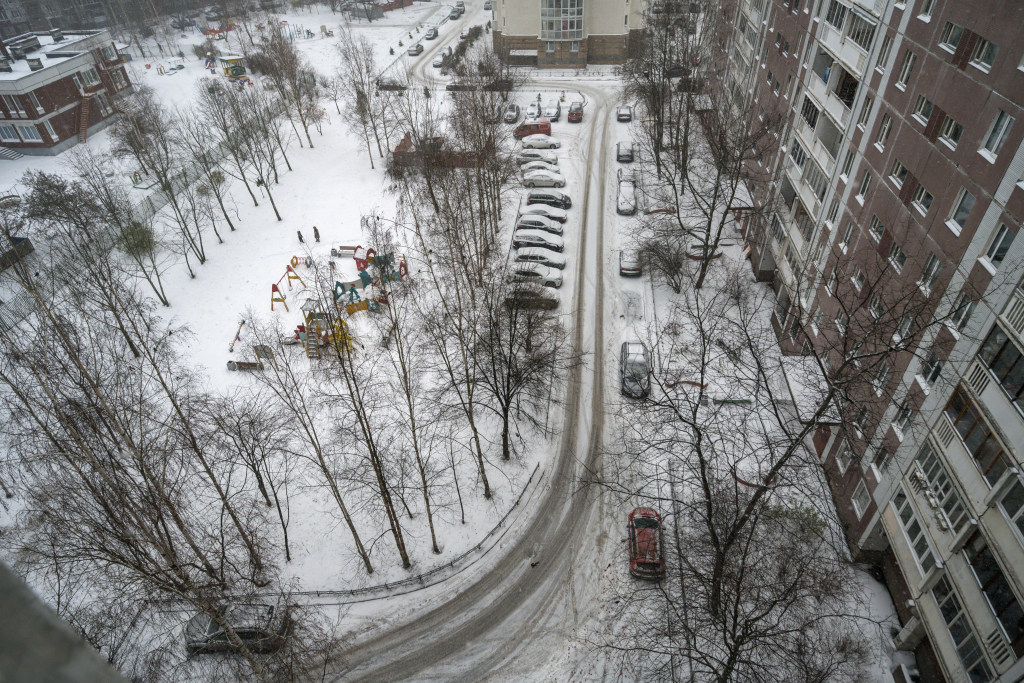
[
  {"xmin": 876, "ymin": 33, "xmax": 893, "ymax": 72},
  {"xmin": 971, "ymin": 38, "xmax": 999, "ymax": 72},
  {"xmin": 876, "ymin": 113, "xmax": 893, "ymax": 148},
  {"xmin": 938, "ymin": 115, "xmax": 964, "ymax": 149},
  {"xmin": 14, "ymin": 124, "xmax": 41, "ymax": 142},
  {"xmin": 896, "ymin": 49, "xmax": 917, "ymax": 88},
  {"xmin": 984, "ymin": 224, "xmax": 1016, "ymax": 268},
  {"xmin": 912, "ymin": 94, "xmax": 933, "ymax": 124},
  {"xmin": 939, "ymin": 21, "xmax": 964, "ymax": 52},
  {"xmin": 889, "ymin": 158, "xmax": 908, "ymax": 187},
  {"xmin": 982, "ymin": 110, "xmax": 1014, "ymax": 159},
  {"xmin": 857, "ymin": 169, "xmax": 871, "ymax": 200},
  {"xmin": 852, "ymin": 480, "xmax": 871, "ymax": 518},
  {"xmin": 912, "ymin": 184, "xmax": 934, "ymax": 215}
]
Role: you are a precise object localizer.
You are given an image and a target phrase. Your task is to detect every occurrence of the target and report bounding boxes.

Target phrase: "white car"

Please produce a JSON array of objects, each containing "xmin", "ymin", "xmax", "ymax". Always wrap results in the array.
[
  {"xmin": 507, "ymin": 263, "xmax": 562, "ymax": 288},
  {"xmin": 525, "ymin": 102, "xmax": 542, "ymax": 119},
  {"xmin": 516, "ymin": 150, "xmax": 558, "ymax": 165},
  {"xmin": 519, "ymin": 203, "xmax": 567, "ymax": 223},
  {"xmin": 617, "ymin": 179, "xmax": 637, "ymax": 215},
  {"xmin": 544, "ymin": 100, "xmax": 561, "ymax": 121},
  {"xmin": 523, "ymin": 169, "xmax": 566, "ymax": 188},
  {"xmin": 516, "ymin": 214, "xmax": 562, "ymax": 235},
  {"xmin": 515, "ymin": 247, "xmax": 567, "ymax": 269},
  {"xmin": 520, "ymin": 160, "xmax": 560, "ymax": 174},
  {"xmin": 512, "ymin": 229, "xmax": 565, "ymax": 252},
  {"xmin": 521, "ymin": 134, "xmax": 562, "ymax": 149}
]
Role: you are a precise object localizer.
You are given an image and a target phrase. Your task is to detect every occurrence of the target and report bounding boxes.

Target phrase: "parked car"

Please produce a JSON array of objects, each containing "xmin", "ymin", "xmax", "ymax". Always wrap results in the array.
[
  {"xmin": 516, "ymin": 214, "xmax": 562, "ymax": 235},
  {"xmin": 543, "ymin": 100, "xmax": 561, "ymax": 122},
  {"xmin": 449, "ymin": 7, "xmax": 461, "ymax": 19},
  {"xmin": 503, "ymin": 103, "xmax": 521, "ymax": 123},
  {"xmin": 459, "ymin": 26, "xmax": 469, "ymax": 39},
  {"xmin": 520, "ymin": 203, "xmax": 567, "ymax": 223},
  {"xmin": 620, "ymin": 341, "xmax": 651, "ymax": 398},
  {"xmin": 618, "ymin": 169, "xmax": 634, "ymax": 215},
  {"xmin": 407, "ymin": 43, "xmax": 424, "ymax": 56},
  {"xmin": 567, "ymin": 100, "xmax": 584, "ymax": 123},
  {"xmin": 455, "ymin": 0, "xmax": 465, "ymax": 8},
  {"xmin": 505, "ymin": 287, "xmax": 560, "ymax": 310},
  {"xmin": 521, "ymin": 134, "xmax": 562, "ymax": 149},
  {"xmin": 526, "ymin": 189, "xmax": 572, "ymax": 209},
  {"xmin": 520, "ymin": 160, "xmax": 560, "ymax": 174},
  {"xmin": 432, "ymin": 53, "xmax": 445, "ymax": 68},
  {"xmin": 525, "ymin": 101, "xmax": 542, "ymax": 119},
  {"xmin": 619, "ymin": 249, "xmax": 642, "ymax": 276},
  {"xmin": 512, "ymin": 229, "xmax": 565, "ymax": 252},
  {"xmin": 185, "ymin": 603, "xmax": 290, "ymax": 655},
  {"xmin": 445, "ymin": 82, "xmax": 477, "ymax": 91},
  {"xmin": 628, "ymin": 507, "xmax": 666, "ymax": 579},
  {"xmin": 508, "ymin": 263, "xmax": 562, "ymax": 288},
  {"xmin": 513, "ymin": 119, "xmax": 552, "ymax": 139},
  {"xmin": 523, "ymin": 169, "xmax": 566, "ymax": 188},
  {"xmin": 484, "ymin": 0, "xmax": 492, "ymax": 8},
  {"xmin": 515, "ymin": 247, "xmax": 566, "ymax": 269},
  {"xmin": 425, "ymin": 27, "xmax": 439, "ymax": 39},
  {"xmin": 516, "ymin": 149, "xmax": 557, "ymax": 165},
  {"xmin": 616, "ymin": 104, "xmax": 633, "ymax": 122},
  {"xmin": 616, "ymin": 140, "xmax": 634, "ymax": 162}
]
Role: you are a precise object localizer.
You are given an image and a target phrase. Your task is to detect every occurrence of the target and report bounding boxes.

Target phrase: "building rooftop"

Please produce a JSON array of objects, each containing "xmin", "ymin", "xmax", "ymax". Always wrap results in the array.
[{"xmin": 0, "ymin": 31, "xmax": 107, "ymax": 83}]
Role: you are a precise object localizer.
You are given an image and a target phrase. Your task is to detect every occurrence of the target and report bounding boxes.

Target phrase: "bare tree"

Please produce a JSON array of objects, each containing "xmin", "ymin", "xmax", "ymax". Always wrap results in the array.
[{"xmin": 248, "ymin": 26, "xmax": 322, "ymax": 149}]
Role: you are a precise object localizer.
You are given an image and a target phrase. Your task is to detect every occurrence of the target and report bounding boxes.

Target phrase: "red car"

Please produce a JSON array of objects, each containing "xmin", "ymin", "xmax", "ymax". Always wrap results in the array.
[
  {"xmin": 628, "ymin": 507, "xmax": 665, "ymax": 579},
  {"xmin": 568, "ymin": 101, "xmax": 584, "ymax": 123}
]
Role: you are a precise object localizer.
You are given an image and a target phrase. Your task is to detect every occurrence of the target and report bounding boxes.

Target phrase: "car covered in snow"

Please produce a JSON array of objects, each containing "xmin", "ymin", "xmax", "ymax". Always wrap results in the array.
[
  {"xmin": 512, "ymin": 228, "xmax": 564, "ymax": 252},
  {"xmin": 616, "ymin": 140, "xmax": 634, "ymax": 162},
  {"xmin": 520, "ymin": 160, "xmax": 560, "ymax": 174},
  {"xmin": 522, "ymin": 169, "xmax": 566, "ymax": 188},
  {"xmin": 516, "ymin": 149, "xmax": 558, "ymax": 165},
  {"xmin": 620, "ymin": 341, "xmax": 651, "ymax": 398},
  {"xmin": 507, "ymin": 263, "xmax": 562, "ymax": 288},
  {"xmin": 525, "ymin": 188, "xmax": 572, "ymax": 209},
  {"xmin": 407, "ymin": 43, "xmax": 424, "ymax": 56},
  {"xmin": 521, "ymin": 134, "xmax": 562, "ymax": 149},
  {"xmin": 505, "ymin": 286, "xmax": 560, "ymax": 310},
  {"xmin": 515, "ymin": 214, "xmax": 562, "ymax": 235},
  {"xmin": 616, "ymin": 104, "xmax": 633, "ymax": 122},
  {"xmin": 543, "ymin": 100, "xmax": 561, "ymax": 122},
  {"xmin": 503, "ymin": 103, "xmax": 521, "ymax": 123},
  {"xmin": 515, "ymin": 247, "xmax": 566, "ymax": 269},
  {"xmin": 425, "ymin": 27, "xmax": 439, "ymax": 39},
  {"xmin": 627, "ymin": 507, "xmax": 665, "ymax": 579},
  {"xmin": 519, "ymin": 203, "xmax": 567, "ymax": 223},
  {"xmin": 525, "ymin": 101, "xmax": 542, "ymax": 119},
  {"xmin": 619, "ymin": 249, "xmax": 642, "ymax": 276},
  {"xmin": 617, "ymin": 178, "xmax": 637, "ymax": 215},
  {"xmin": 185, "ymin": 603, "xmax": 290, "ymax": 655}
]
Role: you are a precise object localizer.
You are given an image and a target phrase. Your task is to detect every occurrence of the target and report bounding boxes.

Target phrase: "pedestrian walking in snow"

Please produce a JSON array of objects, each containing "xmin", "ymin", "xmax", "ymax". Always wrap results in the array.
[
  {"xmin": 313, "ymin": 226, "xmax": 320, "ymax": 242},
  {"xmin": 297, "ymin": 230, "xmax": 304, "ymax": 243}
]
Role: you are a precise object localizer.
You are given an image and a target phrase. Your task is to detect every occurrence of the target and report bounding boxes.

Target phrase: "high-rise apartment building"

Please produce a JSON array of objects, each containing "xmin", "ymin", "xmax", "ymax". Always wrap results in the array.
[{"xmin": 729, "ymin": 0, "xmax": 1024, "ymax": 681}]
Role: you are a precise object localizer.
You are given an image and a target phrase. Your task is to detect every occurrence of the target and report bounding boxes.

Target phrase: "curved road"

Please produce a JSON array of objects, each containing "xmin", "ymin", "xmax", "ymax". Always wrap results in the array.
[{"xmin": 335, "ymin": 10, "xmax": 619, "ymax": 680}]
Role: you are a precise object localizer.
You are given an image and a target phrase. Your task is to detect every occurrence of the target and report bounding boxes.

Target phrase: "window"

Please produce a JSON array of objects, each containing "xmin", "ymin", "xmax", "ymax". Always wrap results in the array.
[
  {"xmin": 42, "ymin": 119, "xmax": 57, "ymax": 141},
  {"xmin": 0, "ymin": 124, "xmax": 17, "ymax": 142},
  {"xmin": 841, "ymin": 149, "xmax": 854, "ymax": 177},
  {"xmin": 2, "ymin": 94, "xmax": 23, "ymax": 116},
  {"xmin": 824, "ymin": 0, "xmax": 846, "ymax": 30},
  {"xmin": 570, "ymin": 41, "xmax": 578, "ymax": 52},
  {"xmin": 919, "ymin": 253, "xmax": 941, "ymax": 293},
  {"xmin": 846, "ymin": 13, "xmax": 875, "ymax": 51},
  {"xmin": 944, "ymin": 387, "xmax": 1012, "ymax": 486},
  {"xmin": 812, "ymin": 307, "xmax": 824, "ymax": 333},
  {"xmin": 851, "ymin": 265, "xmax": 865, "ymax": 290},
  {"xmin": 774, "ymin": 78, "xmax": 781, "ymax": 95},
  {"xmin": 546, "ymin": 41, "xmax": 555, "ymax": 52},
  {"xmin": 826, "ymin": 268, "xmax": 838, "ymax": 294},
  {"xmin": 893, "ymin": 488, "xmax": 936, "ymax": 572},
  {"xmin": 893, "ymin": 401, "xmax": 913, "ymax": 434},
  {"xmin": 979, "ymin": 325, "xmax": 1024, "ymax": 412},
  {"xmin": 790, "ymin": 139, "xmax": 808, "ymax": 167},
  {"xmin": 767, "ymin": 69, "xmax": 774, "ymax": 85},
  {"xmin": 964, "ymin": 531, "xmax": 1024, "ymax": 658},
  {"xmin": 938, "ymin": 116, "xmax": 964, "ymax": 148},
  {"xmin": 873, "ymin": 446, "xmax": 890, "ymax": 470},
  {"xmin": 836, "ymin": 309, "xmax": 849, "ymax": 333},
  {"xmin": 876, "ymin": 34, "xmax": 893, "ymax": 71},
  {"xmin": 804, "ymin": 162, "xmax": 828, "ymax": 201},
  {"xmin": 101, "ymin": 44, "xmax": 117, "ymax": 61},
  {"xmin": 624, "ymin": 14, "xmax": 628, "ymax": 24},
  {"xmin": 541, "ymin": 0, "xmax": 583, "ymax": 38},
  {"xmin": 948, "ymin": 189, "xmax": 976, "ymax": 231},
  {"xmin": 984, "ymin": 224, "xmax": 1015, "ymax": 267},
  {"xmin": 939, "ymin": 21, "xmax": 964, "ymax": 51},
  {"xmin": 889, "ymin": 242, "xmax": 907, "ymax": 272},
  {"xmin": 857, "ymin": 170, "xmax": 871, "ymax": 199},
  {"xmin": 917, "ymin": 0, "xmax": 934, "ymax": 19},
  {"xmin": 889, "ymin": 159, "xmax": 908, "ymax": 186},
  {"xmin": 912, "ymin": 94, "xmax": 933, "ymax": 123},
  {"xmin": 71, "ymin": 74, "xmax": 82, "ymax": 91},
  {"xmin": 896, "ymin": 50, "xmax": 916, "ymax": 88},
  {"xmin": 857, "ymin": 96, "xmax": 872, "ymax": 126},
  {"xmin": 775, "ymin": 32, "xmax": 783, "ymax": 47},
  {"xmin": 874, "ymin": 360, "xmax": 892, "ymax": 393},
  {"xmin": 876, "ymin": 114, "xmax": 893, "ymax": 147},
  {"xmin": 869, "ymin": 215, "xmax": 885, "ymax": 242},
  {"xmin": 999, "ymin": 479, "xmax": 1024, "ymax": 546},
  {"xmin": 949, "ymin": 292, "xmax": 976, "ymax": 332},
  {"xmin": 783, "ymin": 41, "xmax": 790, "ymax": 55},
  {"xmin": 971, "ymin": 38, "xmax": 999, "ymax": 71},
  {"xmin": 982, "ymin": 110, "xmax": 1014, "ymax": 157},
  {"xmin": 932, "ymin": 576, "xmax": 995, "ymax": 683},
  {"xmin": 113, "ymin": 70, "xmax": 127, "ymax": 90},
  {"xmin": 912, "ymin": 184, "xmax": 933, "ymax": 214},
  {"xmin": 826, "ymin": 198, "xmax": 839, "ymax": 224},
  {"xmin": 80, "ymin": 67, "xmax": 100, "ymax": 86},
  {"xmin": 869, "ymin": 294, "xmax": 884, "ymax": 319},
  {"xmin": 921, "ymin": 350, "xmax": 943, "ymax": 386},
  {"xmin": 95, "ymin": 93, "xmax": 111, "ymax": 117},
  {"xmin": 917, "ymin": 442, "xmax": 970, "ymax": 533},
  {"xmin": 800, "ymin": 97, "xmax": 820, "ymax": 128},
  {"xmin": 835, "ymin": 442, "xmax": 851, "ymax": 472},
  {"xmin": 840, "ymin": 222, "xmax": 854, "ymax": 249},
  {"xmin": 852, "ymin": 480, "xmax": 871, "ymax": 518},
  {"xmin": 27, "ymin": 92, "xmax": 42, "ymax": 114},
  {"xmin": 854, "ymin": 405, "xmax": 869, "ymax": 433},
  {"xmin": 15, "ymin": 124, "xmax": 40, "ymax": 142}
]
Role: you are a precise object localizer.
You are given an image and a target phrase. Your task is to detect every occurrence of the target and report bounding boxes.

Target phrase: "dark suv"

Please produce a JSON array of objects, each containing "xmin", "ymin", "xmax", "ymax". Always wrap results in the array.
[
  {"xmin": 526, "ymin": 189, "xmax": 571, "ymax": 210},
  {"xmin": 620, "ymin": 341, "xmax": 651, "ymax": 398}
]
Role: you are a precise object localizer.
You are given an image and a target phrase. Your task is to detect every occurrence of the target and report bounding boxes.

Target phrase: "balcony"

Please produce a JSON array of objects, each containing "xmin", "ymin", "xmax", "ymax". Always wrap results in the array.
[{"xmin": 819, "ymin": 19, "xmax": 870, "ymax": 79}]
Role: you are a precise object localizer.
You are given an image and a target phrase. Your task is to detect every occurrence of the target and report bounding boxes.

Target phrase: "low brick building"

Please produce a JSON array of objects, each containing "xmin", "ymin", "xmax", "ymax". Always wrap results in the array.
[{"xmin": 0, "ymin": 28, "xmax": 131, "ymax": 156}]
